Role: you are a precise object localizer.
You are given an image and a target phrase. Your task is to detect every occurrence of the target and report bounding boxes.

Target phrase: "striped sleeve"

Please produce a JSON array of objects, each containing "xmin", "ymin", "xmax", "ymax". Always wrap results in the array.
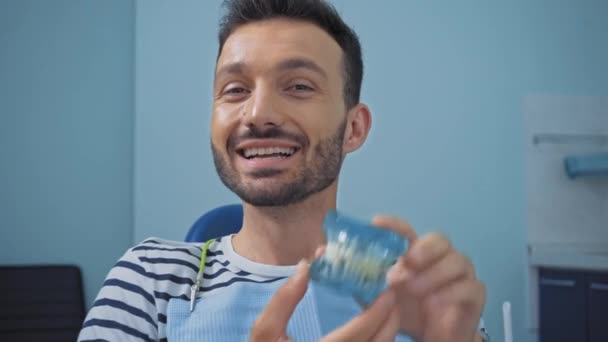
[{"xmin": 78, "ymin": 244, "xmax": 161, "ymax": 342}]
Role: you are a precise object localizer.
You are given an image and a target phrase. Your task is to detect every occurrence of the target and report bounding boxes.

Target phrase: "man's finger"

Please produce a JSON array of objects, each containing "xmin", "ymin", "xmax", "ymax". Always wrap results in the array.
[
  {"xmin": 405, "ymin": 233, "xmax": 451, "ymax": 271},
  {"xmin": 407, "ymin": 250, "xmax": 474, "ymax": 296},
  {"xmin": 250, "ymin": 260, "xmax": 309, "ymax": 341},
  {"xmin": 371, "ymin": 307, "xmax": 401, "ymax": 342},
  {"xmin": 422, "ymin": 279, "xmax": 485, "ymax": 342},
  {"xmin": 425, "ymin": 279, "xmax": 486, "ymax": 314},
  {"xmin": 372, "ymin": 215, "xmax": 418, "ymax": 242},
  {"xmin": 323, "ymin": 290, "xmax": 396, "ymax": 342}
]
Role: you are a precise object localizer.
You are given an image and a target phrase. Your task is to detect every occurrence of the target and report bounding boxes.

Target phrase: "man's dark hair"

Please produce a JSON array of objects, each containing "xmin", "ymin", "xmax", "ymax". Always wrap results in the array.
[{"xmin": 217, "ymin": 0, "xmax": 363, "ymax": 110}]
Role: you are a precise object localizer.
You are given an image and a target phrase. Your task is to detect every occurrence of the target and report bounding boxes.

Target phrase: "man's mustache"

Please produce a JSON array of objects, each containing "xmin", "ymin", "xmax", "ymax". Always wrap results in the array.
[{"xmin": 228, "ymin": 126, "xmax": 308, "ymax": 149}]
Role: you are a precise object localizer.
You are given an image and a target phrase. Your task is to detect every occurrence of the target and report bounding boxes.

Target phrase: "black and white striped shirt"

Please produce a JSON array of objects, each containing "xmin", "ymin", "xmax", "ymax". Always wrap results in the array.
[{"xmin": 78, "ymin": 236, "xmax": 290, "ymax": 341}]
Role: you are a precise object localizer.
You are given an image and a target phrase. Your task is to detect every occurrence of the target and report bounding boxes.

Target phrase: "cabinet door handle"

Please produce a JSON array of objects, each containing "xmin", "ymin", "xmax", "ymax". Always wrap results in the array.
[
  {"xmin": 540, "ymin": 278, "xmax": 576, "ymax": 287},
  {"xmin": 590, "ymin": 282, "xmax": 608, "ymax": 291}
]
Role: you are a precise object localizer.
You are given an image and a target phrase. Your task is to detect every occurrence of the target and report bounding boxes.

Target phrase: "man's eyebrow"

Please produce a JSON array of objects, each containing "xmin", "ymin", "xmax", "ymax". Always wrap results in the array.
[
  {"xmin": 215, "ymin": 62, "xmax": 246, "ymax": 81},
  {"xmin": 276, "ymin": 58, "xmax": 327, "ymax": 79},
  {"xmin": 214, "ymin": 58, "xmax": 328, "ymax": 83}
]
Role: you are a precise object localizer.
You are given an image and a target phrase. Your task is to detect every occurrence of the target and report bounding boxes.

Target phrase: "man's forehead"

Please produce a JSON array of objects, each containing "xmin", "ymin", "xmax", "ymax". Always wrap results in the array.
[{"xmin": 216, "ymin": 19, "xmax": 343, "ymax": 77}]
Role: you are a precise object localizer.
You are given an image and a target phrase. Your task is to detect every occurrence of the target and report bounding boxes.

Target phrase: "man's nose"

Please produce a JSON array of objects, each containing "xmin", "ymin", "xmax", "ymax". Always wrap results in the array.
[{"xmin": 242, "ymin": 86, "xmax": 285, "ymax": 128}]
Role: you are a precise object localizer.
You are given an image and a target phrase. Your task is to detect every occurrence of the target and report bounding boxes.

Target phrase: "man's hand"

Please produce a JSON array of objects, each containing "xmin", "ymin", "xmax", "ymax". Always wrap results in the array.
[
  {"xmin": 373, "ymin": 216, "xmax": 486, "ymax": 342},
  {"xmin": 250, "ymin": 260, "xmax": 401, "ymax": 342}
]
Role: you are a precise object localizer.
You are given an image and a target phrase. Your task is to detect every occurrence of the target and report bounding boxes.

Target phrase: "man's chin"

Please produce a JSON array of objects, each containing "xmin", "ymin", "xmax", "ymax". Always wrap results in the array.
[
  {"xmin": 238, "ymin": 191, "xmax": 299, "ymax": 207},
  {"xmin": 235, "ymin": 182, "xmax": 307, "ymax": 207},
  {"xmin": 241, "ymin": 182, "xmax": 291, "ymax": 197},
  {"xmin": 245, "ymin": 168, "xmax": 286, "ymax": 178}
]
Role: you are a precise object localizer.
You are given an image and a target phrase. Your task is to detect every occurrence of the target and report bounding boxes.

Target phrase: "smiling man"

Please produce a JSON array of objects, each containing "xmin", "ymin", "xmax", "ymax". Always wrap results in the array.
[{"xmin": 78, "ymin": 1, "xmax": 487, "ymax": 341}]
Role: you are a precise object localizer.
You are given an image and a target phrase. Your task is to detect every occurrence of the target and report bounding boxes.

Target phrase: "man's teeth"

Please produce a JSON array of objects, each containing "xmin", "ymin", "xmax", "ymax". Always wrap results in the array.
[
  {"xmin": 243, "ymin": 147, "xmax": 296, "ymax": 158},
  {"xmin": 323, "ymin": 242, "xmax": 384, "ymax": 282}
]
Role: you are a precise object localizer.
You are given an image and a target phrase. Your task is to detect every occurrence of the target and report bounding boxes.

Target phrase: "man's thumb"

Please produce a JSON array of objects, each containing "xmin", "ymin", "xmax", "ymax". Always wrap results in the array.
[{"xmin": 250, "ymin": 260, "xmax": 309, "ymax": 341}]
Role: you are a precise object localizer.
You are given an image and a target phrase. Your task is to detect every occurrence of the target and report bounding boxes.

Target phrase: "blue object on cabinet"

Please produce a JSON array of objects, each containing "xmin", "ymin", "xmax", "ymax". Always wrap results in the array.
[{"xmin": 564, "ymin": 153, "xmax": 608, "ymax": 179}]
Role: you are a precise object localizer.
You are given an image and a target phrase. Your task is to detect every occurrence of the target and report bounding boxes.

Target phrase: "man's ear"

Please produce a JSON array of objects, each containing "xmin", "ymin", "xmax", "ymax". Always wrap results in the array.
[{"xmin": 342, "ymin": 103, "xmax": 372, "ymax": 154}]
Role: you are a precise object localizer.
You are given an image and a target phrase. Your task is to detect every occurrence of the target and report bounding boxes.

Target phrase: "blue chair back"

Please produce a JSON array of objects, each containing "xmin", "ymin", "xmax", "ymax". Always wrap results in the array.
[{"xmin": 185, "ymin": 204, "xmax": 243, "ymax": 242}]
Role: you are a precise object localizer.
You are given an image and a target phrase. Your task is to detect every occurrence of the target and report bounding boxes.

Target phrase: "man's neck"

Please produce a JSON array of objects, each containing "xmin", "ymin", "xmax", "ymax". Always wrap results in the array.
[{"xmin": 231, "ymin": 183, "xmax": 337, "ymax": 266}]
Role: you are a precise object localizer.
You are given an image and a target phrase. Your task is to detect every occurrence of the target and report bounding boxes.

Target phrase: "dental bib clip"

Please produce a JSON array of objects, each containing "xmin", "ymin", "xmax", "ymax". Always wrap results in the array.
[{"xmin": 310, "ymin": 210, "xmax": 408, "ymax": 305}]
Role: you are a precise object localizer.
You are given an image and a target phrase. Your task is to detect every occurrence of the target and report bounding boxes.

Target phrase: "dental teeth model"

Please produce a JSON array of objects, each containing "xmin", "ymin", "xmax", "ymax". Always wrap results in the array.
[{"xmin": 310, "ymin": 210, "xmax": 408, "ymax": 304}]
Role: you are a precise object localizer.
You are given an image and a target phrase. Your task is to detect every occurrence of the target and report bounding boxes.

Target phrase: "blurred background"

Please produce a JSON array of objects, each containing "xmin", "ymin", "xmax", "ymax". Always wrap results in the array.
[{"xmin": 1, "ymin": 1, "xmax": 607, "ymax": 341}]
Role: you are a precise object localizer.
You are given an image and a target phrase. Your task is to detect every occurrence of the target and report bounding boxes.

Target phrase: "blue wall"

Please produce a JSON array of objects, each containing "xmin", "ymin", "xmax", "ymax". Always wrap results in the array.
[
  {"xmin": 134, "ymin": 1, "xmax": 237, "ymax": 244},
  {"xmin": 134, "ymin": 1, "xmax": 608, "ymax": 341},
  {"xmin": 0, "ymin": 0, "xmax": 134, "ymax": 308}
]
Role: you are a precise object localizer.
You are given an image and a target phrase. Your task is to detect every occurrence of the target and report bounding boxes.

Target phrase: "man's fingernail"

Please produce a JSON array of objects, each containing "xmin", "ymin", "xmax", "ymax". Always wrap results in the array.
[
  {"xmin": 293, "ymin": 259, "xmax": 308, "ymax": 281},
  {"xmin": 314, "ymin": 246, "xmax": 325, "ymax": 259},
  {"xmin": 387, "ymin": 266, "xmax": 413, "ymax": 285}
]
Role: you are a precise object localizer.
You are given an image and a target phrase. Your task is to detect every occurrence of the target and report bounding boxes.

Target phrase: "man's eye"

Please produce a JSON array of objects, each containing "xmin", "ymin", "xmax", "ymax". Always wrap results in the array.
[
  {"xmin": 289, "ymin": 84, "xmax": 314, "ymax": 92},
  {"xmin": 225, "ymin": 87, "xmax": 248, "ymax": 95}
]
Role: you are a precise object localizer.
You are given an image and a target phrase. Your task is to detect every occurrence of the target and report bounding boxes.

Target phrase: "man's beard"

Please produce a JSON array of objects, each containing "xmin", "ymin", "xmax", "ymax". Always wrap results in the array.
[{"xmin": 212, "ymin": 121, "xmax": 346, "ymax": 207}]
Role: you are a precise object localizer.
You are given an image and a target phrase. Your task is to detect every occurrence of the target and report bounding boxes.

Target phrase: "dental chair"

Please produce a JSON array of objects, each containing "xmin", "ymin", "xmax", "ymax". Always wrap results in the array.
[{"xmin": 185, "ymin": 204, "xmax": 244, "ymax": 242}]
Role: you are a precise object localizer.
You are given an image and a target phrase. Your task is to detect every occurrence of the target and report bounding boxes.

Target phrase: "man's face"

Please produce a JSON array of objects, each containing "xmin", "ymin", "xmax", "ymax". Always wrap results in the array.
[{"xmin": 211, "ymin": 19, "xmax": 348, "ymax": 206}]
